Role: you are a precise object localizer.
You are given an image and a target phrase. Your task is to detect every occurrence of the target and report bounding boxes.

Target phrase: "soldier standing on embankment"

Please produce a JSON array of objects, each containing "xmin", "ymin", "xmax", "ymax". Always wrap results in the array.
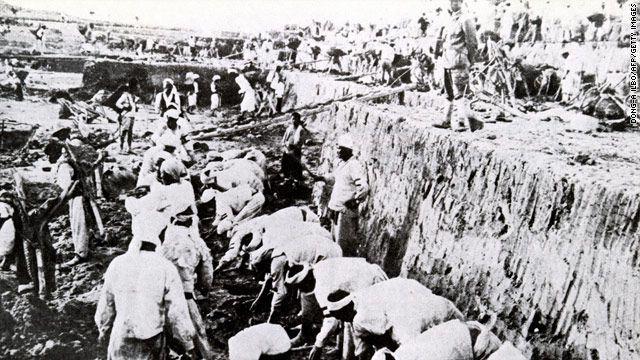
[{"xmin": 434, "ymin": 0, "xmax": 478, "ymax": 131}]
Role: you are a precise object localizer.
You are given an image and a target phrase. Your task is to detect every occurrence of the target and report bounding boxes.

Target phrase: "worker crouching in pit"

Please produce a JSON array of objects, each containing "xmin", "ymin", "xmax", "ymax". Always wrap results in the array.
[
  {"xmin": 228, "ymin": 323, "xmax": 292, "ymax": 360},
  {"xmin": 137, "ymin": 109, "xmax": 193, "ymax": 188},
  {"xmin": 323, "ymin": 278, "xmax": 465, "ymax": 360},
  {"xmin": 249, "ymin": 234, "xmax": 342, "ymax": 325},
  {"xmin": 313, "ymin": 134, "xmax": 369, "ymax": 257},
  {"xmin": 214, "ymin": 206, "xmax": 320, "ymax": 274},
  {"xmin": 283, "ymin": 257, "xmax": 389, "ymax": 360},
  {"xmin": 160, "ymin": 202, "xmax": 214, "ymax": 359},
  {"xmin": 200, "ymin": 184, "xmax": 265, "ymax": 236},
  {"xmin": 370, "ymin": 315, "xmax": 527, "ymax": 360}
]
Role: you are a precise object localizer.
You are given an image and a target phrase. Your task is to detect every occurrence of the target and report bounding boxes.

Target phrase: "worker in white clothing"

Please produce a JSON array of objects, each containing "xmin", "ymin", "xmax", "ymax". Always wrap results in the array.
[
  {"xmin": 246, "ymin": 221, "xmax": 331, "ymax": 253},
  {"xmin": 200, "ymin": 158, "xmax": 265, "ymax": 193},
  {"xmin": 127, "ymin": 158, "xmax": 196, "ymax": 251},
  {"xmin": 161, "ymin": 204, "xmax": 214, "ymax": 359},
  {"xmin": 210, "ymin": 75, "xmax": 221, "ymax": 117},
  {"xmin": 249, "ymin": 235, "xmax": 342, "ymax": 324},
  {"xmin": 228, "ymin": 323, "xmax": 291, "ymax": 360},
  {"xmin": 284, "ymin": 257, "xmax": 388, "ymax": 359},
  {"xmin": 200, "ymin": 184, "xmax": 265, "ymax": 235},
  {"xmin": 229, "ymin": 206, "xmax": 318, "ymax": 244},
  {"xmin": 371, "ymin": 318, "xmax": 503, "ymax": 360},
  {"xmin": 185, "ymin": 72, "xmax": 200, "ymax": 114},
  {"xmin": 215, "ymin": 207, "xmax": 319, "ymax": 273},
  {"xmin": 281, "ymin": 112, "xmax": 305, "ymax": 181},
  {"xmin": 151, "ymin": 109, "xmax": 190, "ymax": 146},
  {"xmin": 155, "ymin": 78, "xmax": 181, "ymax": 116},
  {"xmin": 206, "ymin": 151, "xmax": 266, "ymax": 175},
  {"xmin": 379, "ymin": 41, "xmax": 396, "ymax": 85},
  {"xmin": 313, "ymin": 134, "xmax": 369, "ymax": 257},
  {"xmin": 323, "ymin": 278, "xmax": 465, "ymax": 360},
  {"xmin": 94, "ymin": 218, "xmax": 196, "ymax": 360},
  {"xmin": 114, "ymin": 78, "xmax": 138, "ymax": 153},
  {"xmin": 206, "ymin": 148, "xmax": 268, "ymax": 175},
  {"xmin": 267, "ymin": 65, "xmax": 285, "ymax": 113},
  {"xmin": 230, "ymin": 68, "xmax": 257, "ymax": 118},
  {"xmin": 152, "ymin": 159, "xmax": 197, "ymax": 218},
  {"xmin": 0, "ymin": 199, "xmax": 16, "ymax": 270},
  {"xmin": 54, "ymin": 138, "xmax": 91, "ymax": 267},
  {"xmin": 33, "ymin": 24, "xmax": 47, "ymax": 53},
  {"xmin": 137, "ymin": 131, "xmax": 189, "ymax": 187}
]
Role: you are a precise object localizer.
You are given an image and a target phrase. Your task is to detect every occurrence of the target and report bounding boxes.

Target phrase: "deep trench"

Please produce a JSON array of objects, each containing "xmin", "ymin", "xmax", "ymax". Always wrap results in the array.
[{"xmin": 0, "ymin": 57, "xmax": 638, "ymax": 360}]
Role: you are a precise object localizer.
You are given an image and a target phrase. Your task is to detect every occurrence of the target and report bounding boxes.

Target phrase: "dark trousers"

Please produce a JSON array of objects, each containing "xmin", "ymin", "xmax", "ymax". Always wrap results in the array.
[
  {"xmin": 281, "ymin": 150, "xmax": 303, "ymax": 180},
  {"xmin": 443, "ymin": 68, "xmax": 469, "ymax": 101},
  {"xmin": 118, "ymin": 114, "xmax": 134, "ymax": 151}
]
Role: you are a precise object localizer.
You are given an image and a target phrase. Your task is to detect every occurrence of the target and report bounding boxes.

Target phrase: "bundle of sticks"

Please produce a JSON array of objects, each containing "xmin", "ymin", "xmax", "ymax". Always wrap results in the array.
[
  {"xmin": 470, "ymin": 40, "xmax": 529, "ymax": 107},
  {"xmin": 566, "ymin": 78, "xmax": 627, "ymax": 120}
]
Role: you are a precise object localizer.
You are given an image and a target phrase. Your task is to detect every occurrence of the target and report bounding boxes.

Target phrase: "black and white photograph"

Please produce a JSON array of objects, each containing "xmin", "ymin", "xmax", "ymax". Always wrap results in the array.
[{"xmin": 0, "ymin": 0, "xmax": 637, "ymax": 359}]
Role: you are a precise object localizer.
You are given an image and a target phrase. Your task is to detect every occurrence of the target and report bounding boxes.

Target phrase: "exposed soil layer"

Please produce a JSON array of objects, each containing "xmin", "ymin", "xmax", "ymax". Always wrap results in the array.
[{"xmin": 310, "ymin": 101, "xmax": 640, "ymax": 360}]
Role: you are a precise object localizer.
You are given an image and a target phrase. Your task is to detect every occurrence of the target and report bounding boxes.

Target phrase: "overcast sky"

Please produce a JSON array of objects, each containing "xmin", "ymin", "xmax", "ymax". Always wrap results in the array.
[
  {"xmin": 7, "ymin": 0, "xmax": 620, "ymax": 34},
  {"xmin": 8, "ymin": 0, "xmax": 446, "ymax": 33}
]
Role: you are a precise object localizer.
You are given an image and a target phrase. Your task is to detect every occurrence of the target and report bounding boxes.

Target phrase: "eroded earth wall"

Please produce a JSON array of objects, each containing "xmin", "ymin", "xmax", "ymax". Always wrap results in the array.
[{"xmin": 311, "ymin": 101, "xmax": 640, "ymax": 360}]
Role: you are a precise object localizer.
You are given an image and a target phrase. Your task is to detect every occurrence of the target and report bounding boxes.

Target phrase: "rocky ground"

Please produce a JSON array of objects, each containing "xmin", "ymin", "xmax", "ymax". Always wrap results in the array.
[{"xmin": 0, "ymin": 76, "xmax": 330, "ymax": 359}]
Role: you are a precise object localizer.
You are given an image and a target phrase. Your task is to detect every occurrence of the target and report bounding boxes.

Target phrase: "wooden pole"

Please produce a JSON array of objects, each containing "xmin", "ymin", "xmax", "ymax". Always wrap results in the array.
[{"xmin": 189, "ymin": 84, "xmax": 416, "ymax": 140}]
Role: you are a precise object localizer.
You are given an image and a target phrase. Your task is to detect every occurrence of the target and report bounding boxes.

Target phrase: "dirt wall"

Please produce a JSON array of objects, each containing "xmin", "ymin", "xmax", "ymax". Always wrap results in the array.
[{"xmin": 311, "ymin": 100, "xmax": 640, "ymax": 360}]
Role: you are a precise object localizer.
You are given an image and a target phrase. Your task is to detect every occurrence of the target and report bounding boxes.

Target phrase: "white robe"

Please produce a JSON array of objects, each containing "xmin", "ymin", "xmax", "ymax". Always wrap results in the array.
[{"xmin": 235, "ymin": 75, "xmax": 257, "ymax": 112}]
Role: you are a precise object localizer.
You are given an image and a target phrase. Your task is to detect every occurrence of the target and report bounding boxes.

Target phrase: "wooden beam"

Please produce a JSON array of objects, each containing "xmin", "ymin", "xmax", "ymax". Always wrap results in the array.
[{"xmin": 189, "ymin": 84, "xmax": 415, "ymax": 140}]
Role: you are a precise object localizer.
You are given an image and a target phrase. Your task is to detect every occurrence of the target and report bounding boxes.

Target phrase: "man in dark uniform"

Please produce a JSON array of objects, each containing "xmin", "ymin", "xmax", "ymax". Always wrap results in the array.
[{"xmin": 434, "ymin": 0, "xmax": 478, "ymax": 131}]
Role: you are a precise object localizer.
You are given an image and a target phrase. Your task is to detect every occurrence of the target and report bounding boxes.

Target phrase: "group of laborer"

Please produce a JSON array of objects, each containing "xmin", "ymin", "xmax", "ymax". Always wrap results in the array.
[
  {"xmin": 48, "ymin": 86, "xmax": 525, "ymax": 360},
  {"xmin": 114, "ymin": 62, "xmax": 285, "ymax": 129}
]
